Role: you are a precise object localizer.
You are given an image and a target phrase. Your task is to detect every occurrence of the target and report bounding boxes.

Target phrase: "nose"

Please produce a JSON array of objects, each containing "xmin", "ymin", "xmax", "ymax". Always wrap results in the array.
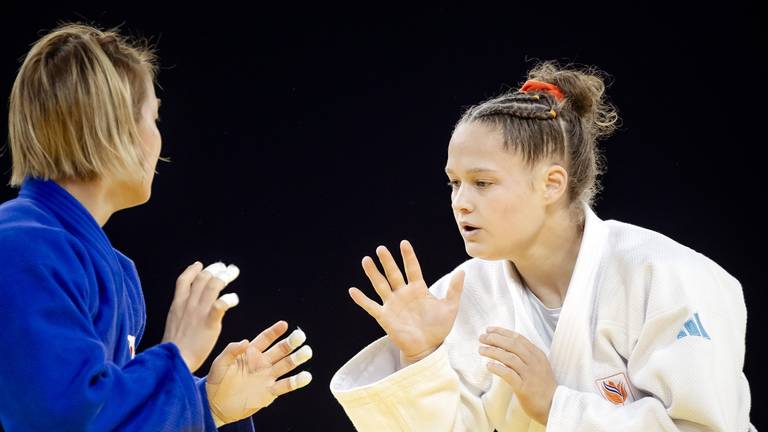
[{"xmin": 451, "ymin": 185, "xmax": 473, "ymax": 214}]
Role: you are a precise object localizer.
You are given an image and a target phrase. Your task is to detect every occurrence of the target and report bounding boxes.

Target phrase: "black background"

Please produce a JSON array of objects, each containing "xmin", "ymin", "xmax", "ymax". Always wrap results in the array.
[{"xmin": 2, "ymin": 3, "xmax": 764, "ymax": 430}]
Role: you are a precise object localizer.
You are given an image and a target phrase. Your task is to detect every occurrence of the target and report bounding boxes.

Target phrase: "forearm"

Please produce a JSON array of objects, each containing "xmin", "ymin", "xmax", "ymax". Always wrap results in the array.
[{"xmin": 332, "ymin": 337, "xmax": 492, "ymax": 431}]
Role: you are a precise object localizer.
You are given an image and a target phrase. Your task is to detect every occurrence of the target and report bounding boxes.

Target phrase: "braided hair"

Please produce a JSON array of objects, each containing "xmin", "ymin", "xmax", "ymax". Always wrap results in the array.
[{"xmin": 457, "ymin": 62, "xmax": 619, "ymax": 213}]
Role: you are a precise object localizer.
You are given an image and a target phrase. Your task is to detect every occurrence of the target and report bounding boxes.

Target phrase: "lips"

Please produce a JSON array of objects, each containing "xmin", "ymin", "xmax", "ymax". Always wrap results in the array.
[{"xmin": 460, "ymin": 222, "xmax": 481, "ymax": 234}]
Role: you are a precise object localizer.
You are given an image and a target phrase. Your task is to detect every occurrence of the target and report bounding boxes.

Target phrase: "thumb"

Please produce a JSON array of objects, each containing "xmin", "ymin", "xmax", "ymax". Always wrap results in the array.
[
  {"xmin": 209, "ymin": 339, "xmax": 249, "ymax": 383},
  {"xmin": 445, "ymin": 270, "xmax": 465, "ymax": 306},
  {"xmin": 208, "ymin": 293, "xmax": 240, "ymax": 324}
]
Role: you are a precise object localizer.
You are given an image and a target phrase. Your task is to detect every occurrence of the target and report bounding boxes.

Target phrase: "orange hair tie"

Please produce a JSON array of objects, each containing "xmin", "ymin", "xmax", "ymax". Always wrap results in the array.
[{"xmin": 520, "ymin": 80, "xmax": 565, "ymax": 101}]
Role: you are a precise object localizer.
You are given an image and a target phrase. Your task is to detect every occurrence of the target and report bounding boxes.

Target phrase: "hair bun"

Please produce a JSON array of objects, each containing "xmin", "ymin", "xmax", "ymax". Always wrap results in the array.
[{"xmin": 526, "ymin": 62, "xmax": 618, "ymax": 140}]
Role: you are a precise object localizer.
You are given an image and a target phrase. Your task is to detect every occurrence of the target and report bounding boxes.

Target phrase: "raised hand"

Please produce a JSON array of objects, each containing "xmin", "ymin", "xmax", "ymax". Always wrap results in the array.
[
  {"xmin": 162, "ymin": 261, "xmax": 241, "ymax": 372},
  {"xmin": 349, "ymin": 240, "xmax": 465, "ymax": 364},
  {"xmin": 206, "ymin": 321, "xmax": 313, "ymax": 426}
]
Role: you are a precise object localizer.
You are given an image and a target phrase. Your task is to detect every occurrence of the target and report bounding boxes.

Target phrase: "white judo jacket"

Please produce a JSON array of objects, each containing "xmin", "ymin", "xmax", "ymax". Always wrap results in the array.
[{"xmin": 330, "ymin": 206, "xmax": 754, "ymax": 431}]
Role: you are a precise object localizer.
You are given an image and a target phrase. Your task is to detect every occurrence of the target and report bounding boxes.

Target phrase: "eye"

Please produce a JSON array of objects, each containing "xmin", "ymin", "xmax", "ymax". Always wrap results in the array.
[
  {"xmin": 447, "ymin": 179, "xmax": 460, "ymax": 189},
  {"xmin": 475, "ymin": 180, "xmax": 491, "ymax": 189}
]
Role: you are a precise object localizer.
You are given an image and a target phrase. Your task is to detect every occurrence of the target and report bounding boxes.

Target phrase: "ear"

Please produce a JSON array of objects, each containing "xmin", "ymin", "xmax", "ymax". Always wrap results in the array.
[{"xmin": 541, "ymin": 163, "xmax": 568, "ymax": 204}]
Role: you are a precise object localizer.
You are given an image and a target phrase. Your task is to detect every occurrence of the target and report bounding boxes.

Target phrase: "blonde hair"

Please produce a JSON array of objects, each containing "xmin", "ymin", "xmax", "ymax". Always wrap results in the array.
[{"xmin": 7, "ymin": 23, "xmax": 158, "ymax": 186}]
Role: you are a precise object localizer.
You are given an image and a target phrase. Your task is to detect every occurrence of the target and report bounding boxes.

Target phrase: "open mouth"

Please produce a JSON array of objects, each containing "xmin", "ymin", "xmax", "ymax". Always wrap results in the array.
[{"xmin": 461, "ymin": 223, "xmax": 480, "ymax": 232}]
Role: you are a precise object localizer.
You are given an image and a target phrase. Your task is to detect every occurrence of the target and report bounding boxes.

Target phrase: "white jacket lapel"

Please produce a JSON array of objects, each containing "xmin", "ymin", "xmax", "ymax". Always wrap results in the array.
[{"xmin": 548, "ymin": 205, "xmax": 609, "ymax": 387}]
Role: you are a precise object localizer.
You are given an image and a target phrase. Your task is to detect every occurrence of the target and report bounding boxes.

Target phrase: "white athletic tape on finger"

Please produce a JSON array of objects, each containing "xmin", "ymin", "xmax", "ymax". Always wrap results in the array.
[
  {"xmin": 215, "ymin": 264, "xmax": 240, "ymax": 284},
  {"xmin": 287, "ymin": 328, "xmax": 306, "ymax": 350},
  {"xmin": 203, "ymin": 262, "xmax": 226, "ymax": 276},
  {"xmin": 289, "ymin": 371, "xmax": 312, "ymax": 389},
  {"xmin": 290, "ymin": 345, "xmax": 313, "ymax": 365},
  {"xmin": 218, "ymin": 292, "xmax": 239, "ymax": 308}
]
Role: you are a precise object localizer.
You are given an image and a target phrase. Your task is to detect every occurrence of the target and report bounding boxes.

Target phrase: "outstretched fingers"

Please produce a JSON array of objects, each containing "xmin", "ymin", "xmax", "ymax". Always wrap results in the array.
[
  {"xmin": 270, "ymin": 344, "xmax": 313, "ymax": 378},
  {"xmin": 262, "ymin": 327, "xmax": 307, "ymax": 365},
  {"xmin": 250, "ymin": 321, "xmax": 290, "ymax": 353},
  {"xmin": 173, "ymin": 261, "xmax": 203, "ymax": 309},
  {"xmin": 375, "ymin": 246, "xmax": 406, "ymax": 290},
  {"xmin": 361, "ymin": 256, "xmax": 393, "ymax": 302},
  {"xmin": 349, "ymin": 287, "xmax": 383, "ymax": 321},
  {"xmin": 271, "ymin": 371, "xmax": 313, "ymax": 397},
  {"xmin": 400, "ymin": 240, "xmax": 424, "ymax": 284}
]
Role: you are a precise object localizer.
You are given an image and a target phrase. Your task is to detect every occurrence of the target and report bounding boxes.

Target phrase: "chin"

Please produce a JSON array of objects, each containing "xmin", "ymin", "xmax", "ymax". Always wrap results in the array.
[
  {"xmin": 463, "ymin": 242, "xmax": 501, "ymax": 261},
  {"xmin": 123, "ymin": 188, "xmax": 151, "ymax": 209},
  {"xmin": 138, "ymin": 191, "xmax": 151, "ymax": 205},
  {"xmin": 134, "ymin": 179, "xmax": 153, "ymax": 205},
  {"xmin": 116, "ymin": 176, "xmax": 153, "ymax": 209}
]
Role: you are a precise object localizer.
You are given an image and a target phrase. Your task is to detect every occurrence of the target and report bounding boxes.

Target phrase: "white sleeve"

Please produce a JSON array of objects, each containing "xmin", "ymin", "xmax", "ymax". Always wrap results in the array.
[
  {"xmin": 547, "ymin": 259, "xmax": 753, "ymax": 431},
  {"xmin": 330, "ymin": 337, "xmax": 493, "ymax": 432}
]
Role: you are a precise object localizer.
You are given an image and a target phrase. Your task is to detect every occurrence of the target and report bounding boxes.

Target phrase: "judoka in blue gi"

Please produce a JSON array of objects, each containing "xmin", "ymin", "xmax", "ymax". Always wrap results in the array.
[{"xmin": 0, "ymin": 23, "xmax": 312, "ymax": 431}]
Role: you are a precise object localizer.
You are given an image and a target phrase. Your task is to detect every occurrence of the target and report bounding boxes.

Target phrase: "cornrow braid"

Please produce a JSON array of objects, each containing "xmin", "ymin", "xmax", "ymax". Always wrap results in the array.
[
  {"xmin": 471, "ymin": 92, "xmax": 559, "ymax": 121},
  {"xmin": 455, "ymin": 61, "xmax": 618, "ymax": 215}
]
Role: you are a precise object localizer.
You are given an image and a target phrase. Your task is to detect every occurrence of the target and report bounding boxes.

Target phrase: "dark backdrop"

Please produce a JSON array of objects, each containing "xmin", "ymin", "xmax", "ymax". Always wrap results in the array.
[{"xmin": 2, "ymin": 3, "xmax": 764, "ymax": 430}]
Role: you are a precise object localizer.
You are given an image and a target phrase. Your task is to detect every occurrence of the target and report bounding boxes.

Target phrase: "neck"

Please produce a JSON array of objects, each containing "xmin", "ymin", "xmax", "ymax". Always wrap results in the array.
[
  {"xmin": 55, "ymin": 178, "xmax": 118, "ymax": 227},
  {"xmin": 510, "ymin": 205, "xmax": 585, "ymax": 308}
]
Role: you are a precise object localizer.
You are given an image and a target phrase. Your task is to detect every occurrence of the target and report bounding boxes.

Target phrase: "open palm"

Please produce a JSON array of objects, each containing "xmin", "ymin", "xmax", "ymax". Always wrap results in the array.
[
  {"xmin": 349, "ymin": 240, "xmax": 465, "ymax": 363},
  {"xmin": 205, "ymin": 321, "xmax": 312, "ymax": 425}
]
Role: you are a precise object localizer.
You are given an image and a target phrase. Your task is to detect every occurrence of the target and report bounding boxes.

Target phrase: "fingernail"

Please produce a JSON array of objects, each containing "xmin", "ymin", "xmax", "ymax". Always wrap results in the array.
[
  {"xmin": 290, "ymin": 345, "xmax": 313, "ymax": 364},
  {"xmin": 219, "ymin": 293, "xmax": 239, "ymax": 307},
  {"xmin": 288, "ymin": 328, "xmax": 306, "ymax": 349},
  {"xmin": 289, "ymin": 371, "xmax": 312, "ymax": 389}
]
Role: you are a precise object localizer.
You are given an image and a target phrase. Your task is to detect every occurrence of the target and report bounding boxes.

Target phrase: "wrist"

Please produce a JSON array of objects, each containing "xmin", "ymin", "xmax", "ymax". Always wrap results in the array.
[
  {"xmin": 400, "ymin": 344, "xmax": 440, "ymax": 366},
  {"xmin": 210, "ymin": 410, "xmax": 226, "ymax": 428},
  {"xmin": 535, "ymin": 383, "xmax": 557, "ymax": 425},
  {"xmin": 172, "ymin": 343, "xmax": 193, "ymax": 372},
  {"xmin": 206, "ymin": 394, "xmax": 229, "ymax": 428}
]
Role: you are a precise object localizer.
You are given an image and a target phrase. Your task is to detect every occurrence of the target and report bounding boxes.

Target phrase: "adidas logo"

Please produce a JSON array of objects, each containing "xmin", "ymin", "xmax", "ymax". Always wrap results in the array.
[{"xmin": 676, "ymin": 312, "xmax": 710, "ymax": 340}]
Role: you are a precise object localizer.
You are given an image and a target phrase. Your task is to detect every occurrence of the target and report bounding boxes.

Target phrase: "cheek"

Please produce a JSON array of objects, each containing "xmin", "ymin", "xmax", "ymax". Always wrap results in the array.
[
  {"xmin": 150, "ymin": 128, "xmax": 161, "ymax": 156},
  {"xmin": 140, "ymin": 123, "xmax": 161, "ymax": 156},
  {"xmin": 490, "ymin": 185, "xmax": 523, "ymax": 220},
  {"xmin": 489, "ymin": 189, "xmax": 538, "ymax": 239},
  {"xmin": 494, "ymin": 200, "xmax": 523, "ymax": 233}
]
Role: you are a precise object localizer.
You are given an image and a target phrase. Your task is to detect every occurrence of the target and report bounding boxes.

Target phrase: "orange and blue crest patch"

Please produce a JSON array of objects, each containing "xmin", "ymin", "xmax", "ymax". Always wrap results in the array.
[{"xmin": 595, "ymin": 372, "xmax": 635, "ymax": 405}]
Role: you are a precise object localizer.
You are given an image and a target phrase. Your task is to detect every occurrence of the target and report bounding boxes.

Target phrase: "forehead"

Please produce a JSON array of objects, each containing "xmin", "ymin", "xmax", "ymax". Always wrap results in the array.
[{"xmin": 446, "ymin": 122, "xmax": 524, "ymax": 172}]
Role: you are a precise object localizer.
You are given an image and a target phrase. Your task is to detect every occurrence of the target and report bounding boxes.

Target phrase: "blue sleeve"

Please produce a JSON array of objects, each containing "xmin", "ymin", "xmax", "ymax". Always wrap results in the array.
[
  {"xmin": 195, "ymin": 377, "xmax": 256, "ymax": 432},
  {"xmin": 0, "ymin": 231, "xmax": 216, "ymax": 431}
]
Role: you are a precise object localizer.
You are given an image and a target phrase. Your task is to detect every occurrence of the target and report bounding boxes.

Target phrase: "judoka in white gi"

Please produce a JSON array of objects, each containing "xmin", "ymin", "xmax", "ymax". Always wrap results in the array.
[{"xmin": 330, "ymin": 62, "xmax": 755, "ymax": 431}]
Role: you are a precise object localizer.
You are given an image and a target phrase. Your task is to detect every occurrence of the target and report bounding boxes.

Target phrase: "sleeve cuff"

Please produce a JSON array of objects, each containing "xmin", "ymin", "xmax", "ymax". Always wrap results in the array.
[
  {"xmin": 330, "ymin": 337, "xmax": 455, "ymax": 407},
  {"xmin": 195, "ymin": 375, "xmax": 221, "ymax": 430}
]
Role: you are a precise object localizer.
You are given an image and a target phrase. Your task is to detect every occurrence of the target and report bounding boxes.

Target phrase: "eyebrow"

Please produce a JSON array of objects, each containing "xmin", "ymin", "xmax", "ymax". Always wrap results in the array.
[{"xmin": 445, "ymin": 167, "xmax": 500, "ymax": 175}]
